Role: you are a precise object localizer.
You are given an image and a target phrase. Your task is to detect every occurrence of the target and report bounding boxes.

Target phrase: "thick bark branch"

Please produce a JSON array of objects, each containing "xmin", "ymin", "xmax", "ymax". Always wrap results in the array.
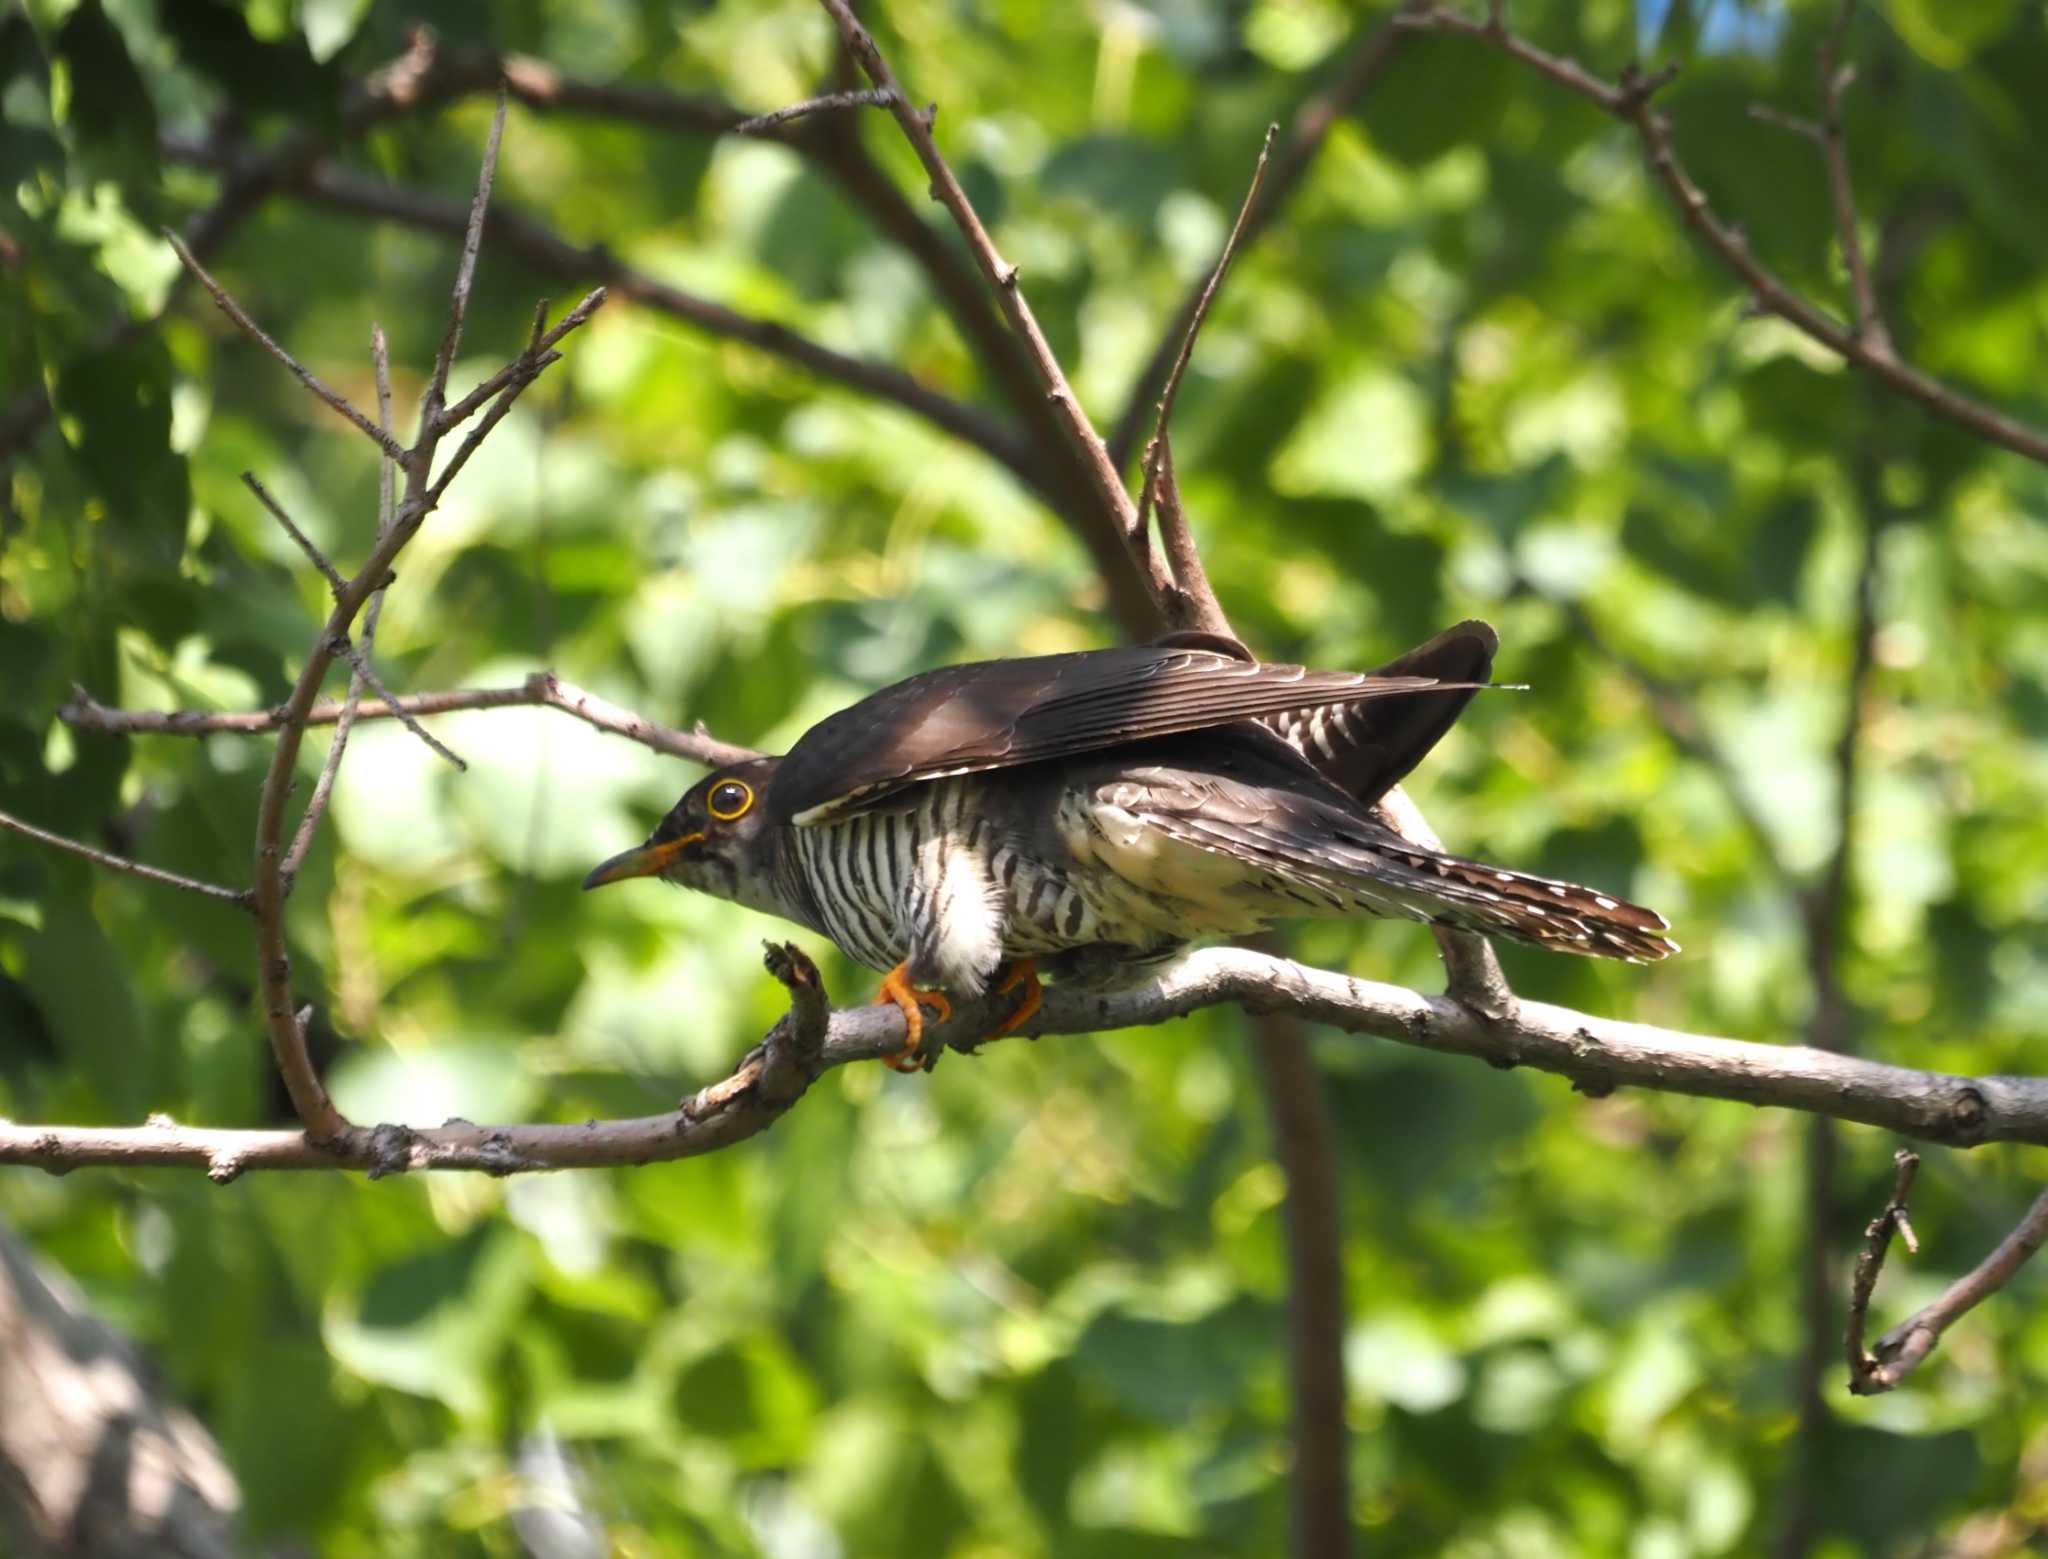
[
  {"xmin": 3, "ymin": 945, "xmax": 2040, "ymax": 1178},
  {"xmin": 0, "ymin": 1229, "xmax": 241, "ymax": 1557}
]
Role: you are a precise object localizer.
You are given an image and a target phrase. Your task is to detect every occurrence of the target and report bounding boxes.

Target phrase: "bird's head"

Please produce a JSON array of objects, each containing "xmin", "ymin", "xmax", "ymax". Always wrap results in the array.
[{"xmin": 581, "ymin": 756, "xmax": 791, "ymax": 914}]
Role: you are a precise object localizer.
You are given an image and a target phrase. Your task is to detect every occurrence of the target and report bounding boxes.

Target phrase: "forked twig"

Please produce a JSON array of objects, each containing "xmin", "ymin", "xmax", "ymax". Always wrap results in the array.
[
  {"xmin": 1397, "ymin": 5, "xmax": 2048, "ymax": 466},
  {"xmin": 1124, "ymin": 127, "xmax": 1277, "ymax": 635},
  {"xmin": 1851, "ymin": 1169, "xmax": 2048, "ymax": 1395}
]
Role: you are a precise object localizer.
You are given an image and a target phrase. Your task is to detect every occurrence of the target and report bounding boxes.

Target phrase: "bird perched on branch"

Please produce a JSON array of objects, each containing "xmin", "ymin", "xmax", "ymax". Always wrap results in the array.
[{"xmin": 584, "ymin": 622, "xmax": 1675, "ymax": 1069}]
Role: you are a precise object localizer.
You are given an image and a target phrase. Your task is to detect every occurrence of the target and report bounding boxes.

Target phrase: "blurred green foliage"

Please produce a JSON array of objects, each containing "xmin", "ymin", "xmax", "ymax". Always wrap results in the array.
[{"xmin": 5, "ymin": 0, "xmax": 2048, "ymax": 1552}]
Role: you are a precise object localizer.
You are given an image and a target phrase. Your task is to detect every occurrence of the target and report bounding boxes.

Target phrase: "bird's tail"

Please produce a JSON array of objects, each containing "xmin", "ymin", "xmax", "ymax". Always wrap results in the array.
[{"xmin": 1337, "ymin": 841, "xmax": 1679, "ymax": 962}]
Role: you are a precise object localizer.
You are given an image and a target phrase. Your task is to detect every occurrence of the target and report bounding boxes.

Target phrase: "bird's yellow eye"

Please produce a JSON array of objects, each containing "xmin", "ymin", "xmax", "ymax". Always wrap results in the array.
[{"xmin": 708, "ymin": 779, "xmax": 753, "ymax": 821}]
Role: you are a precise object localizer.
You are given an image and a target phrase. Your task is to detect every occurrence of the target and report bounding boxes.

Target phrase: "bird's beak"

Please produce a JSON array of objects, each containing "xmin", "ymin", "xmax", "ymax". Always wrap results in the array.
[{"xmin": 580, "ymin": 831, "xmax": 703, "ymax": 890}]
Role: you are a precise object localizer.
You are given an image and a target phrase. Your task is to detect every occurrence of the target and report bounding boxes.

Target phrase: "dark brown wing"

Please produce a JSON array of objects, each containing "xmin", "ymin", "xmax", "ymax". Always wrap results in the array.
[
  {"xmin": 1263, "ymin": 620, "xmax": 1499, "ymax": 808},
  {"xmin": 767, "ymin": 643, "xmax": 1485, "ymax": 825}
]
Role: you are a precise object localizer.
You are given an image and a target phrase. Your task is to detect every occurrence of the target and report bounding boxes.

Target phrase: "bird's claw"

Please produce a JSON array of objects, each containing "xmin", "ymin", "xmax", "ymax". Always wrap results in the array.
[
  {"xmin": 874, "ymin": 963, "xmax": 952, "ymax": 1071},
  {"xmin": 989, "ymin": 959, "xmax": 1042, "ymax": 1038}
]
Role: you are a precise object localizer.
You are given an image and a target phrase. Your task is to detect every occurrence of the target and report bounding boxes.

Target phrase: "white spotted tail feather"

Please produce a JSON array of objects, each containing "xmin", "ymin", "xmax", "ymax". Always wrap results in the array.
[{"xmin": 1364, "ymin": 845, "xmax": 1679, "ymax": 963}]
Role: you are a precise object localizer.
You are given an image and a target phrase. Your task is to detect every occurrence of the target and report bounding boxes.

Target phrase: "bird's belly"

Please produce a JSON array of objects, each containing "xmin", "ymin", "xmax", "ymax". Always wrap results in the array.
[{"xmin": 1048, "ymin": 795, "xmax": 1295, "ymax": 943}]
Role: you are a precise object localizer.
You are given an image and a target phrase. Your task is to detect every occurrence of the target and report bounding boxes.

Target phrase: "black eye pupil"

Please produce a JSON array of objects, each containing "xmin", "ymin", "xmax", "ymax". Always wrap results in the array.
[{"xmin": 711, "ymin": 782, "xmax": 749, "ymax": 817}]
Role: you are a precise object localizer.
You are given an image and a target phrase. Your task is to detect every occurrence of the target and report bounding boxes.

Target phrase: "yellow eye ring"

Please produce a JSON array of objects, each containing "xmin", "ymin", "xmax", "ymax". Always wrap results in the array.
[{"xmin": 707, "ymin": 779, "xmax": 754, "ymax": 821}]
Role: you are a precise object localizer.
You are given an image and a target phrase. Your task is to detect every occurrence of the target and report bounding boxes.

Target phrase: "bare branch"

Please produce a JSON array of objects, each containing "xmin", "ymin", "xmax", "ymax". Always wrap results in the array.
[
  {"xmin": 1396, "ymin": 6, "xmax": 2048, "ymax": 467},
  {"xmin": 241, "ymin": 472, "xmax": 345, "ymax": 598},
  {"xmin": 63, "ymin": 673, "xmax": 759, "ymax": 767},
  {"xmin": 733, "ymin": 88, "xmax": 898, "ymax": 137},
  {"xmin": 1149, "ymin": 436, "xmax": 1230, "ymax": 636},
  {"xmin": 334, "ymin": 640, "xmax": 467, "ymax": 771},
  {"xmin": 1844, "ymin": 1149, "xmax": 1921, "ymax": 1390},
  {"xmin": 5, "ymin": 944, "xmax": 2048, "ymax": 1178},
  {"xmin": 162, "ymin": 232, "xmax": 407, "ymax": 463},
  {"xmin": 1854, "ymin": 1180, "xmax": 2048, "ymax": 1394},
  {"xmin": 1816, "ymin": 0, "xmax": 1890, "ymax": 354},
  {"xmin": 1134, "ymin": 125, "xmax": 1277, "ymax": 550},
  {"xmin": 1109, "ymin": 7, "xmax": 1421, "ymax": 470},
  {"xmin": 223, "ymin": 133, "xmax": 601, "ymax": 1143},
  {"xmin": 284, "ymin": 324, "xmax": 398, "ymax": 883},
  {"xmin": 818, "ymin": 0, "xmax": 1142, "ymax": 539},
  {"xmin": 421, "ymin": 88, "xmax": 508, "ymax": 435},
  {"xmin": 0, "ymin": 809, "xmax": 251, "ymax": 909},
  {"xmin": 1250, "ymin": 958, "xmax": 1351, "ymax": 1559},
  {"xmin": 259, "ymin": 162, "xmax": 1053, "ymax": 494}
]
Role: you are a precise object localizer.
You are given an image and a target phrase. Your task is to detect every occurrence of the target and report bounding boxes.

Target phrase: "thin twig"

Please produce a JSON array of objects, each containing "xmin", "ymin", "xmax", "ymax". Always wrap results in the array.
[
  {"xmin": 1396, "ymin": 6, "xmax": 2048, "ymax": 466},
  {"xmin": 421, "ymin": 89, "xmax": 508, "ymax": 437},
  {"xmin": 818, "ymin": 0, "xmax": 1142, "ymax": 538},
  {"xmin": 334, "ymin": 643, "xmax": 467, "ymax": 772},
  {"xmin": 1134, "ymin": 125, "xmax": 1276, "ymax": 548},
  {"xmin": 0, "ymin": 808, "xmax": 252, "ymax": 909},
  {"xmin": 1108, "ymin": 6, "xmax": 1421, "ymax": 470},
  {"xmin": 1816, "ymin": 0, "xmax": 1889, "ymax": 354},
  {"xmin": 235, "ymin": 126, "xmax": 600, "ymax": 1143},
  {"xmin": 241, "ymin": 472, "xmax": 345, "ymax": 597},
  {"xmin": 1844, "ymin": 1150, "xmax": 1921, "ymax": 1388},
  {"xmin": 62, "ymin": 674, "xmax": 759, "ymax": 767},
  {"xmin": 163, "ymin": 232, "xmax": 406, "ymax": 462},
  {"xmin": 733, "ymin": 87, "xmax": 898, "ymax": 136},
  {"xmin": 284, "ymin": 325, "xmax": 397, "ymax": 882},
  {"xmin": 1854, "ymin": 1182, "xmax": 2048, "ymax": 1394}
]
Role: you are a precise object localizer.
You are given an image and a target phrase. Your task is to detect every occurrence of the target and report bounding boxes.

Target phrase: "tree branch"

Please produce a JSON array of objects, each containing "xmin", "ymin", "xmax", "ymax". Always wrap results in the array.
[
  {"xmin": 1397, "ymin": 6, "xmax": 2048, "ymax": 468},
  {"xmin": 1251, "ymin": 970, "xmax": 1352, "ymax": 1559},
  {"xmin": 1853, "ymin": 1179, "xmax": 2048, "ymax": 1394},
  {"xmin": 818, "ymin": 0, "xmax": 1144, "ymax": 542},
  {"xmin": 60, "ymin": 672, "xmax": 757, "ymax": 768},
  {"xmin": 284, "ymin": 323, "xmax": 399, "ymax": 884},
  {"xmin": 4, "ymin": 943, "xmax": 2045, "ymax": 1178},
  {"xmin": 162, "ymin": 126, "xmax": 606, "ymax": 1145},
  {"xmin": 1108, "ymin": 6, "xmax": 1421, "ymax": 471},
  {"xmin": 251, "ymin": 158, "xmax": 1044, "ymax": 498},
  {"xmin": 732, "ymin": 87, "xmax": 899, "ymax": 136},
  {"xmin": 0, "ymin": 809, "xmax": 251, "ymax": 909},
  {"xmin": 163, "ymin": 233, "xmax": 405, "ymax": 463}
]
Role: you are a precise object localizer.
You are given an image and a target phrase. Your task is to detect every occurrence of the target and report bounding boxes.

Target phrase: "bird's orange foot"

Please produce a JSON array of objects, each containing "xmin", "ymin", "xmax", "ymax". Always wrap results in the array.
[
  {"xmin": 874, "ymin": 963, "xmax": 953, "ymax": 1072},
  {"xmin": 989, "ymin": 959, "xmax": 1042, "ymax": 1038}
]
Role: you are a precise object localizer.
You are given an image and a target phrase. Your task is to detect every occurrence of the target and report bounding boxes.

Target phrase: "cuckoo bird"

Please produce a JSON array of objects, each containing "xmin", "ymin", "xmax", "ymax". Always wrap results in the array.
[{"xmin": 583, "ymin": 622, "xmax": 1675, "ymax": 1069}]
